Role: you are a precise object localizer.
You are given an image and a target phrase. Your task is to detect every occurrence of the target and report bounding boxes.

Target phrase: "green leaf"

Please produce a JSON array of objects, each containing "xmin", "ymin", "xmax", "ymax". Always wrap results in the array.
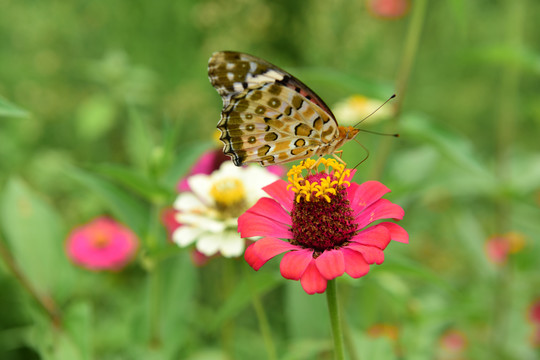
[
  {"xmin": 0, "ymin": 96, "xmax": 30, "ymax": 118},
  {"xmin": 401, "ymin": 114, "xmax": 495, "ymax": 181},
  {"xmin": 75, "ymin": 94, "xmax": 117, "ymax": 140},
  {"xmin": 125, "ymin": 105, "xmax": 154, "ymax": 171},
  {"xmin": 65, "ymin": 166, "xmax": 149, "ymax": 236},
  {"xmin": 91, "ymin": 163, "xmax": 172, "ymax": 203},
  {"xmin": 26, "ymin": 305, "xmax": 89, "ymax": 360},
  {"xmin": 0, "ymin": 178, "xmax": 74, "ymax": 299}
]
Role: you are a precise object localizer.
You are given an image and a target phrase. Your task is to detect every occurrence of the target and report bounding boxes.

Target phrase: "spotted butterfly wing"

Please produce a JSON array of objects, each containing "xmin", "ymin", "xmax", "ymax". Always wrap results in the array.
[{"xmin": 208, "ymin": 51, "xmax": 358, "ymax": 166}]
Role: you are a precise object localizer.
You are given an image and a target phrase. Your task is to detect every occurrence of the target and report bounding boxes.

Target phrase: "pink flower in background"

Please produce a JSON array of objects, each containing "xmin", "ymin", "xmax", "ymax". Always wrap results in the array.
[
  {"xmin": 529, "ymin": 298, "xmax": 540, "ymax": 325},
  {"xmin": 240, "ymin": 158, "xmax": 408, "ymax": 295},
  {"xmin": 161, "ymin": 207, "xmax": 181, "ymax": 241},
  {"xmin": 367, "ymin": 0, "xmax": 410, "ymax": 19},
  {"xmin": 438, "ymin": 329, "xmax": 467, "ymax": 353},
  {"xmin": 66, "ymin": 217, "xmax": 139, "ymax": 271},
  {"xmin": 484, "ymin": 232, "xmax": 526, "ymax": 265},
  {"xmin": 528, "ymin": 298, "xmax": 540, "ymax": 347}
]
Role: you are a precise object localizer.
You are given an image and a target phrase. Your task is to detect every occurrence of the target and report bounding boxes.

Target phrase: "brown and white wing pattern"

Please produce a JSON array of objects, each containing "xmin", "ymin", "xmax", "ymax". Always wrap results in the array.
[{"xmin": 208, "ymin": 51, "xmax": 340, "ymax": 166}]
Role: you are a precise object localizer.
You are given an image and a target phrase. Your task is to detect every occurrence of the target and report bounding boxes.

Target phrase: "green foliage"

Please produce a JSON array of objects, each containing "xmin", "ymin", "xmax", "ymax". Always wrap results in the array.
[{"xmin": 1, "ymin": 0, "xmax": 540, "ymax": 359}]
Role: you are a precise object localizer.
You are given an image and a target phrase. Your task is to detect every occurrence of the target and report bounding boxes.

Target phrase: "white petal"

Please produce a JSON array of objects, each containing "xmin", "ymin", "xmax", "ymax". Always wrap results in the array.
[
  {"xmin": 172, "ymin": 226, "xmax": 204, "ymax": 247},
  {"xmin": 219, "ymin": 232, "xmax": 245, "ymax": 258},
  {"xmin": 216, "ymin": 162, "xmax": 241, "ymax": 177},
  {"xmin": 196, "ymin": 233, "xmax": 222, "ymax": 256},
  {"xmin": 173, "ymin": 192, "xmax": 205, "ymax": 212},
  {"xmin": 188, "ymin": 174, "xmax": 213, "ymax": 206},
  {"xmin": 176, "ymin": 213, "xmax": 226, "ymax": 233},
  {"xmin": 243, "ymin": 166, "xmax": 279, "ymax": 204}
]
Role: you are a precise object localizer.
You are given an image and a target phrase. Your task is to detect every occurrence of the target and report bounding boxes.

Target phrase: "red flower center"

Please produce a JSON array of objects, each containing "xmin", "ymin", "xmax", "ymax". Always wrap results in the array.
[{"xmin": 291, "ymin": 173, "xmax": 357, "ymax": 252}]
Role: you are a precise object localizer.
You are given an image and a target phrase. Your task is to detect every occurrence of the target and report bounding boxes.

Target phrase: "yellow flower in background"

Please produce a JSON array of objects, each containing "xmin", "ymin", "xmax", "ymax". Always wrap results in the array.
[{"xmin": 333, "ymin": 95, "xmax": 392, "ymax": 126}]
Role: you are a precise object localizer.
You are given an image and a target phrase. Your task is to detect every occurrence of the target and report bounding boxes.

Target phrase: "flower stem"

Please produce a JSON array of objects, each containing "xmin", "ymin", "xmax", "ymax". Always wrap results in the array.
[
  {"xmin": 251, "ymin": 290, "xmax": 278, "ymax": 360},
  {"xmin": 222, "ymin": 259, "xmax": 236, "ymax": 359},
  {"xmin": 148, "ymin": 263, "xmax": 163, "ymax": 348},
  {"xmin": 245, "ymin": 266, "xmax": 277, "ymax": 360},
  {"xmin": 326, "ymin": 279, "xmax": 345, "ymax": 360},
  {"xmin": 369, "ymin": 0, "xmax": 428, "ymax": 180},
  {"xmin": 0, "ymin": 236, "xmax": 62, "ymax": 328}
]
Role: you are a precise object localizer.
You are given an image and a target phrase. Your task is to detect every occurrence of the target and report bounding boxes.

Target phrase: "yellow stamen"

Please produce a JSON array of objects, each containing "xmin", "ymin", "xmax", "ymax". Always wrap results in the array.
[{"xmin": 287, "ymin": 157, "xmax": 352, "ymax": 202}]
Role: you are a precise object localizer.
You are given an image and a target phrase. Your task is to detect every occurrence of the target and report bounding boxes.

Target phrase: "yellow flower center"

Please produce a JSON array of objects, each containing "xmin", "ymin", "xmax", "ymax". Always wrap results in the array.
[
  {"xmin": 90, "ymin": 229, "xmax": 111, "ymax": 248},
  {"xmin": 210, "ymin": 177, "xmax": 246, "ymax": 211},
  {"xmin": 287, "ymin": 158, "xmax": 351, "ymax": 203}
]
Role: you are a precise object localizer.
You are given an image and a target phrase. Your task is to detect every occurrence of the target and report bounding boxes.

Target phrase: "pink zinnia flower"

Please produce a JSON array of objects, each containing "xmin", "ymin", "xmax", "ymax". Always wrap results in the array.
[
  {"xmin": 528, "ymin": 298, "xmax": 540, "ymax": 325},
  {"xmin": 239, "ymin": 158, "xmax": 408, "ymax": 295},
  {"xmin": 367, "ymin": 0, "xmax": 410, "ymax": 19},
  {"xmin": 485, "ymin": 232, "xmax": 526, "ymax": 265},
  {"xmin": 66, "ymin": 217, "xmax": 139, "ymax": 271},
  {"xmin": 439, "ymin": 329, "xmax": 467, "ymax": 353}
]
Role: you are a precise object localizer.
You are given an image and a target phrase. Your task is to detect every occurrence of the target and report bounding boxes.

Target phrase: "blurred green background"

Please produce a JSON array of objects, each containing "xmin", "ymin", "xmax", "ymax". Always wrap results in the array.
[{"xmin": 1, "ymin": 0, "xmax": 540, "ymax": 359}]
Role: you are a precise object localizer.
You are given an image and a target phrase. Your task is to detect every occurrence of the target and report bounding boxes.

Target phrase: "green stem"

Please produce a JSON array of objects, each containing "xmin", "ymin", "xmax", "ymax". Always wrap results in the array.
[
  {"xmin": 495, "ymin": 0, "xmax": 523, "ymax": 232},
  {"xmin": 0, "ymin": 237, "xmax": 62, "ymax": 328},
  {"xmin": 148, "ymin": 263, "xmax": 163, "ymax": 348},
  {"xmin": 326, "ymin": 279, "xmax": 345, "ymax": 360},
  {"xmin": 244, "ymin": 266, "xmax": 277, "ymax": 360},
  {"xmin": 369, "ymin": 0, "xmax": 429, "ymax": 180},
  {"xmin": 251, "ymin": 290, "xmax": 278, "ymax": 360},
  {"xmin": 222, "ymin": 259, "xmax": 236, "ymax": 359}
]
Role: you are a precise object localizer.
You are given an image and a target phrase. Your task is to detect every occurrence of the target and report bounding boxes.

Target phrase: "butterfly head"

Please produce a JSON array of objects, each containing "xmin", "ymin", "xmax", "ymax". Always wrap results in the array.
[{"xmin": 339, "ymin": 126, "xmax": 360, "ymax": 140}]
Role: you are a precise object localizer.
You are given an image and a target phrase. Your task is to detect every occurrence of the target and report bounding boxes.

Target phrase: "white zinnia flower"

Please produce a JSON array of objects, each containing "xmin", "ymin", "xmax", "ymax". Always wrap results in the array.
[{"xmin": 172, "ymin": 162, "xmax": 280, "ymax": 257}]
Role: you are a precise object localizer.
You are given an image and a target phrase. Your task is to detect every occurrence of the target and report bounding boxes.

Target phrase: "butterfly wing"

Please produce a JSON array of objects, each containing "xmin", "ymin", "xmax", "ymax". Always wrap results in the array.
[{"xmin": 208, "ymin": 51, "xmax": 339, "ymax": 166}]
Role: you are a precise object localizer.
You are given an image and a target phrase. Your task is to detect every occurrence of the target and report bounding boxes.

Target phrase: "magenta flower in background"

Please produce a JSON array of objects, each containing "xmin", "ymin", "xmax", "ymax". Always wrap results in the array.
[
  {"xmin": 438, "ymin": 329, "xmax": 467, "ymax": 354},
  {"xmin": 367, "ymin": 0, "xmax": 410, "ymax": 19},
  {"xmin": 484, "ymin": 232, "xmax": 526, "ymax": 266},
  {"xmin": 528, "ymin": 298, "xmax": 540, "ymax": 348},
  {"xmin": 239, "ymin": 158, "xmax": 408, "ymax": 295},
  {"xmin": 66, "ymin": 217, "xmax": 139, "ymax": 271}
]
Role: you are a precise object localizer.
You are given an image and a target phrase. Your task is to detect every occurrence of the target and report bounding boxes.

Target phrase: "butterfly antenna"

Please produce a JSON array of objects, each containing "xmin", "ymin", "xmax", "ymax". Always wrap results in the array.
[
  {"xmin": 352, "ymin": 94, "xmax": 396, "ymax": 128},
  {"xmin": 352, "ymin": 138, "xmax": 370, "ymax": 170}
]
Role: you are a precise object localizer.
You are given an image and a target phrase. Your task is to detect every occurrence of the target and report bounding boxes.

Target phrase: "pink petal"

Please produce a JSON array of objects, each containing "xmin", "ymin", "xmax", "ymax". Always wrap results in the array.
[
  {"xmin": 280, "ymin": 249, "xmax": 313, "ymax": 280},
  {"xmin": 267, "ymin": 165, "xmax": 286, "ymax": 178},
  {"xmin": 347, "ymin": 181, "xmax": 390, "ymax": 215},
  {"xmin": 378, "ymin": 222, "xmax": 409, "ymax": 243},
  {"xmin": 238, "ymin": 211, "xmax": 292, "ymax": 239},
  {"xmin": 345, "ymin": 242, "xmax": 385, "ymax": 264},
  {"xmin": 300, "ymin": 261, "xmax": 328, "ymax": 295},
  {"xmin": 315, "ymin": 250, "xmax": 345, "ymax": 280},
  {"xmin": 245, "ymin": 237, "xmax": 298, "ymax": 270},
  {"xmin": 342, "ymin": 248, "xmax": 370, "ymax": 278},
  {"xmin": 354, "ymin": 198, "xmax": 405, "ymax": 228},
  {"xmin": 244, "ymin": 243, "xmax": 266, "ymax": 270},
  {"xmin": 245, "ymin": 197, "xmax": 292, "ymax": 226},
  {"xmin": 262, "ymin": 179, "xmax": 294, "ymax": 213},
  {"xmin": 350, "ymin": 225, "xmax": 391, "ymax": 250}
]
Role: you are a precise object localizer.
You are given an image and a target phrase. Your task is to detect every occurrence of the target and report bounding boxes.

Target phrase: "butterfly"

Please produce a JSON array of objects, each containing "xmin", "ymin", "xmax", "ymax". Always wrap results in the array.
[{"xmin": 208, "ymin": 51, "xmax": 360, "ymax": 167}]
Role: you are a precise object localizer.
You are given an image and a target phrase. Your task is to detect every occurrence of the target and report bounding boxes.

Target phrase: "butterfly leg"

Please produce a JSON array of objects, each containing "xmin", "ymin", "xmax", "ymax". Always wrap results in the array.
[{"xmin": 332, "ymin": 151, "xmax": 347, "ymax": 165}]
